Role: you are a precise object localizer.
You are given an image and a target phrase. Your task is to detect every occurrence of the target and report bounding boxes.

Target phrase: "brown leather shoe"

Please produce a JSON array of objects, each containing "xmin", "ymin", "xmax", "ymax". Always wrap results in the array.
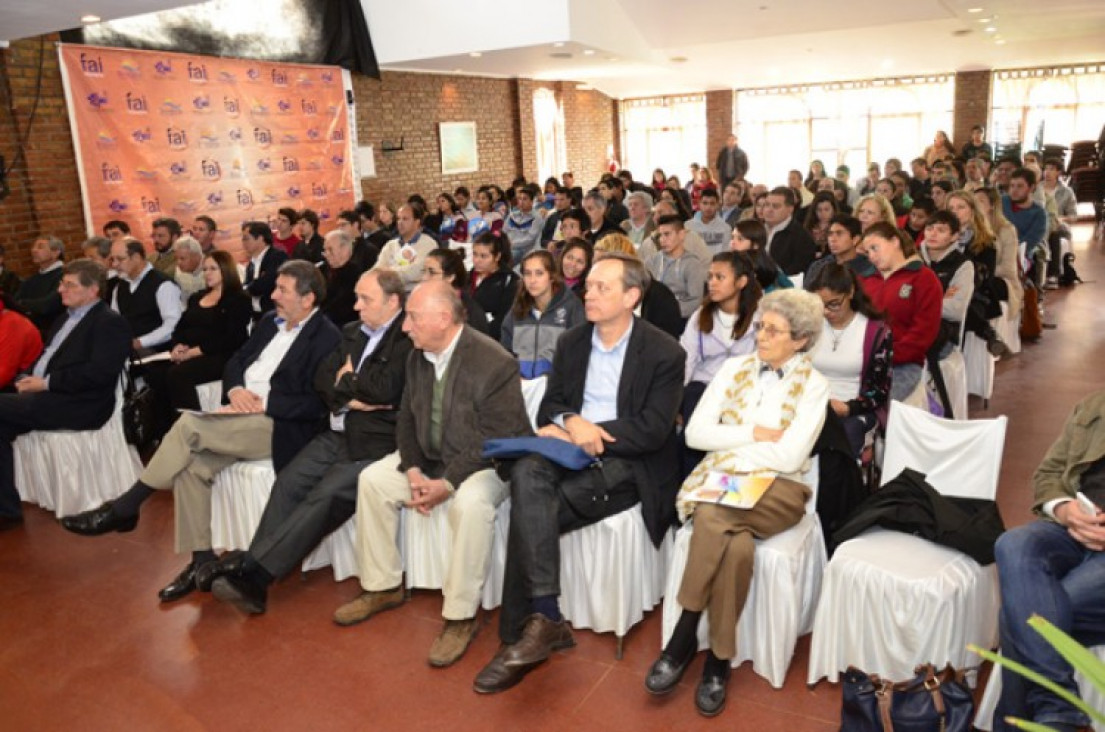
[
  {"xmin": 500, "ymin": 613, "xmax": 575, "ymax": 667},
  {"xmin": 428, "ymin": 617, "xmax": 480, "ymax": 668},
  {"xmin": 332, "ymin": 586, "xmax": 405, "ymax": 627},
  {"xmin": 473, "ymin": 645, "xmax": 541, "ymax": 694}
]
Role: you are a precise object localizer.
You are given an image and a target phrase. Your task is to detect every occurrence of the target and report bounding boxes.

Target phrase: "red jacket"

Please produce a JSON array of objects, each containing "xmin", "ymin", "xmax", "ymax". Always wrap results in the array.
[
  {"xmin": 0, "ymin": 305, "xmax": 44, "ymax": 389},
  {"xmin": 860, "ymin": 259, "xmax": 942, "ymax": 366}
]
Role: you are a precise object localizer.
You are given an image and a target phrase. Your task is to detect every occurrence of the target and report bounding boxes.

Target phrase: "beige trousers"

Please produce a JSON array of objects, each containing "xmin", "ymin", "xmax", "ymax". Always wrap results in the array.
[
  {"xmin": 676, "ymin": 477, "xmax": 810, "ymax": 659},
  {"xmin": 140, "ymin": 412, "xmax": 273, "ymax": 553},
  {"xmin": 355, "ymin": 451, "xmax": 508, "ymax": 620}
]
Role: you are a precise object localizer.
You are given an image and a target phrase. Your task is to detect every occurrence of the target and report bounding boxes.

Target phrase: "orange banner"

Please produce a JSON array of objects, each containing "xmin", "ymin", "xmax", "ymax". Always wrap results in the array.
[{"xmin": 59, "ymin": 44, "xmax": 356, "ymax": 258}]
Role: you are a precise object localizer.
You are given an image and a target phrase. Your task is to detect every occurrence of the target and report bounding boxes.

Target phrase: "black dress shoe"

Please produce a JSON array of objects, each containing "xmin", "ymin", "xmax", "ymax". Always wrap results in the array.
[
  {"xmin": 60, "ymin": 502, "xmax": 138, "ymax": 536},
  {"xmin": 695, "ymin": 664, "xmax": 731, "ymax": 717},
  {"xmin": 211, "ymin": 575, "xmax": 267, "ymax": 615},
  {"xmin": 158, "ymin": 561, "xmax": 207, "ymax": 603},
  {"xmin": 645, "ymin": 648, "xmax": 697, "ymax": 695},
  {"xmin": 473, "ymin": 646, "xmax": 541, "ymax": 694},
  {"xmin": 195, "ymin": 550, "xmax": 248, "ymax": 592}
]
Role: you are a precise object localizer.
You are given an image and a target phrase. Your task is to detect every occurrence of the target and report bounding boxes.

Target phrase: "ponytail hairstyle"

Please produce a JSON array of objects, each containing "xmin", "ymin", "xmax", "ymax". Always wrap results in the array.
[{"xmin": 698, "ymin": 250, "xmax": 762, "ymax": 340}]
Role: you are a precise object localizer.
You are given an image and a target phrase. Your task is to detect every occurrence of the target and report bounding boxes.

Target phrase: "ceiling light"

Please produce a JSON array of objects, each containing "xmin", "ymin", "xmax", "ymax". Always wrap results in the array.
[
  {"xmin": 995, "ymin": 39, "xmax": 1006, "ymax": 45},
  {"xmin": 582, "ymin": 49, "xmax": 595, "ymax": 56},
  {"xmin": 80, "ymin": 13, "xmax": 101, "ymax": 23},
  {"xmin": 984, "ymin": 26, "xmax": 997, "ymax": 32},
  {"xmin": 553, "ymin": 42, "xmax": 564, "ymax": 48},
  {"xmin": 967, "ymin": 7, "xmax": 983, "ymax": 12},
  {"xmin": 469, "ymin": 52, "xmax": 482, "ymax": 58},
  {"xmin": 977, "ymin": 16, "xmax": 991, "ymax": 22}
]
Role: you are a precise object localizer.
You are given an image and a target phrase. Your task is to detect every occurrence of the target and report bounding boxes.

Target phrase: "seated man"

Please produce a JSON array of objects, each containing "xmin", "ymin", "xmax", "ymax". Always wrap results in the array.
[
  {"xmin": 318, "ymin": 229, "xmax": 364, "ymax": 327},
  {"xmin": 242, "ymin": 220, "xmax": 290, "ymax": 321},
  {"xmin": 762, "ymin": 187, "xmax": 817, "ymax": 276},
  {"xmin": 62, "ymin": 261, "xmax": 340, "ymax": 601},
  {"xmin": 920, "ymin": 210, "xmax": 974, "ymax": 359},
  {"xmin": 332, "ymin": 280, "xmax": 531, "ymax": 668},
  {"xmin": 191, "ymin": 215, "xmax": 219, "ymax": 255},
  {"xmin": 0, "ymin": 261, "xmax": 130, "ymax": 529},
  {"xmin": 1002, "ymin": 167, "xmax": 1049, "ymax": 291},
  {"xmin": 14, "ymin": 235, "xmax": 65, "ymax": 334},
  {"xmin": 645, "ymin": 215, "xmax": 709, "ymax": 322},
  {"xmin": 150, "ymin": 217, "xmax": 180, "ymax": 278},
  {"xmin": 686, "ymin": 188, "xmax": 732, "ymax": 256},
  {"xmin": 172, "ymin": 236, "xmax": 206, "ymax": 302},
  {"xmin": 202, "ymin": 269, "xmax": 411, "ymax": 614},
  {"xmin": 107, "ymin": 237, "xmax": 183, "ymax": 353},
  {"xmin": 474, "ymin": 252, "xmax": 684, "ymax": 693},
  {"xmin": 994, "ymin": 389, "xmax": 1105, "ymax": 732},
  {"xmin": 372, "ymin": 203, "xmax": 437, "ymax": 292}
]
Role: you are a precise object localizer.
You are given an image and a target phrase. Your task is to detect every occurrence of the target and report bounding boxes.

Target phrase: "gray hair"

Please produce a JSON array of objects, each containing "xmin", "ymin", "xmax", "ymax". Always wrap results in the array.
[
  {"xmin": 583, "ymin": 190, "xmax": 607, "ymax": 210},
  {"xmin": 593, "ymin": 251, "xmax": 650, "ymax": 309},
  {"xmin": 277, "ymin": 259, "xmax": 326, "ymax": 303},
  {"xmin": 364, "ymin": 268, "xmax": 406, "ymax": 307},
  {"xmin": 625, "ymin": 190, "xmax": 654, "ymax": 209},
  {"xmin": 759, "ymin": 289, "xmax": 823, "ymax": 351},
  {"xmin": 81, "ymin": 236, "xmax": 112, "ymax": 258},
  {"xmin": 173, "ymin": 235, "xmax": 202, "ymax": 256},
  {"xmin": 38, "ymin": 235, "xmax": 66, "ymax": 255},
  {"xmin": 325, "ymin": 229, "xmax": 353, "ymax": 250}
]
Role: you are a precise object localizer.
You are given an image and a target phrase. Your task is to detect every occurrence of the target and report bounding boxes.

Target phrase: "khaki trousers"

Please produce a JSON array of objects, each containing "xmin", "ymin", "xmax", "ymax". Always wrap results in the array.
[
  {"xmin": 140, "ymin": 412, "xmax": 274, "ymax": 553},
  {"xmin": 355, "ymin": 451, "xmax": 508, "ymax": 620},
  {"xmin": 676, "ymin": 477, "xmax": 810, "ymax": 659}
]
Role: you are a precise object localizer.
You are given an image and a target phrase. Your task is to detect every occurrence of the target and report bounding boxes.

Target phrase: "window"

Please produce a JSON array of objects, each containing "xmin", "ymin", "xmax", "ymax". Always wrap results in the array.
[
  {"xmin": 736, "ymin": 76, "xmax": 953, "ymax": 187},
  {"xmin": 619, "ymin": 95, "xmax": 706, "ymax": 187},
  {"xmin": 991, "ymin": 64, "xmax": 1105, "ymax": 153},
  {"xmin": 533, "ymin": 88, "xmax": 567, "ymax": 186}
]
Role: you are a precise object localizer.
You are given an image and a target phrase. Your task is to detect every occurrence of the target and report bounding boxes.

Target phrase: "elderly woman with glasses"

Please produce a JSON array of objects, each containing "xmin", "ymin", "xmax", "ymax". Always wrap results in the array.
[{"xmin": 645, "ymin": 288, "xmax": 828, "ymax": 718}]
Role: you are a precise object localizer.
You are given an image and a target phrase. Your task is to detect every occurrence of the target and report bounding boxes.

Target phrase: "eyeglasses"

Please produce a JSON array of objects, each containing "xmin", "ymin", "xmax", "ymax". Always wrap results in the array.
[
  {"xmin": 822, "ymin": 297, "xmax": 847, "ymax": 312},
  {"xmin": 753, "ymin": 322, "xmax": 791, "ymax": 338}
]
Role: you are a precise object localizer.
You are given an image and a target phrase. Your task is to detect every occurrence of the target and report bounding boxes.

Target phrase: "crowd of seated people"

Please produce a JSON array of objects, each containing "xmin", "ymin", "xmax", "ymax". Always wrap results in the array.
[{"xmin": 1, "ymin": 131, "xmax": 1091, "ymax": 726}]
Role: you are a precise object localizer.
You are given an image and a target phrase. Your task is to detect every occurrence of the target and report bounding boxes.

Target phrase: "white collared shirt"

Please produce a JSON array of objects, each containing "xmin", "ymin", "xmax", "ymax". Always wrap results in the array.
[
  {"xmin": 111, "ymin": 262, "xmax": 183, "ymax": 348},
  {"xmin": 422, "ymin": 326, "xmax": 463, "ymax": 381},
  {"xmin": 241, "ymin": 308, "xmax": 318, "ymax": 408}
]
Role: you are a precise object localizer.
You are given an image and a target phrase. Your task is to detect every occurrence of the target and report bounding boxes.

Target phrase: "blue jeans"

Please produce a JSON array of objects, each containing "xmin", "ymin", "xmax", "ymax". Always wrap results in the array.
[{"xmin": 994, "ymin": 520, "xmax": 1105, "ymax": 731}]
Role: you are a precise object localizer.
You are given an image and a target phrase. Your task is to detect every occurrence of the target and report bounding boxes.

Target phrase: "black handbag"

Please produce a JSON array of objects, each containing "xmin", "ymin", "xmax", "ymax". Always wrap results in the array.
[
  {"xmin": 840, "ymin": 664, "xmax": 974, "ymax": 732},
  {"xmin": 122, "ymin": 362, "xmax": 157, "ymax": 452}
]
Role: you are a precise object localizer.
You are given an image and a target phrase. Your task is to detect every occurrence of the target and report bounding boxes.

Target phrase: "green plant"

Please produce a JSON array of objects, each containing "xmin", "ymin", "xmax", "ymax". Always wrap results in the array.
[{"xmin": 969, "ymin": 614, "xmax": 1105, "ymax": 731}]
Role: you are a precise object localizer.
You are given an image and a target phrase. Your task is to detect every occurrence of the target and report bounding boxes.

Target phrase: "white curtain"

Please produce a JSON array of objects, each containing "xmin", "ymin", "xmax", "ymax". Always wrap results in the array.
[
  {"xmin": 992, "ymin": 64, "xmax": 1105, "ymax": 151},
  {"xmin": 619, "ymin": 95, "xmax": 706, "ymax": 187}
]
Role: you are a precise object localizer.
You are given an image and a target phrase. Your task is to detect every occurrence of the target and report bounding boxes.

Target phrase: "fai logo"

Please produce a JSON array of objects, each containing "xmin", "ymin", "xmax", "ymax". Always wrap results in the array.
[
  {"xmin": 311, "ymin": 182, "xmax": 328, "ymax": 199},
  {"xmin": 271, "ymin": 68, "xmax": 289, "ymax": 86},
  {"xmin": 186, "ymin": 62, "xmax": 208, "ymax": 82},
  {"xmin": 237, "ymin": 189, "xmax": 255, "ymax": 208},
  {"xmin": 282, "ymin": 156, "xmax": 299, "ymax": 172},
  {"xmin": 223, "ymin": 96, "xmax": 240, "ymax": 117},
  {"xmin": 201, "ymin": 159, "xmax": 222, "ymax": 180},
  {"xmin": 140, "ymin": 196, "xmax": 162, "ymax": 214},
  {"xmin": 166, "ymin": 126, "xmax": 189, "ymax": 149},
  {"xmin": 254, "ymin": 126, "xmax": 273, "ymax": 148},
  {"xmin": 331, "ymin": 128, "xmax": 345, "ymax": 142},
  {"xmin": 125, "ymin": 92, "xmax": 148, "ymax": 114},
  {"xmin": 100, "ymin": 163, "xmax": 123, "ymax": 183},
  {"xmin": 80, "ymin": 53, "xmax": 105, "ymax": 75},
  {"xmin": 301, "ymin": 99, "xmax": 318, "ymax": 115}
]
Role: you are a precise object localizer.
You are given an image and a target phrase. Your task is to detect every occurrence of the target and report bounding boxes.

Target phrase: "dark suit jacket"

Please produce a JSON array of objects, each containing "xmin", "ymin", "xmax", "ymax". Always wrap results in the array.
[
  {"xmin": 21, "ymin": 301, "xmax": 131, "ymax": 430},
  {"xmin": 319, "ymin": 261, "xmax": 362, "ymax": 327},
  {"xmin": 315, "ymin": 316, "xmax": 412, "ymax": 461},
  {"xmin": 397, "ymin": 326, "xmax": 532, "ymax": 488},
  {"xmin": 223, "ymin": 310, "xmax": 341, "ymax": 471},
  {"xmin": 768, "ymin": 218, "xmax": 818, "ymax": 276},
  {"xmin": 245, "ymin": 247, "xmax": 289, "ymax": 316},
  {"xmin": 539, "ymin": 318, "xmax": 685, "ymax": 546}
]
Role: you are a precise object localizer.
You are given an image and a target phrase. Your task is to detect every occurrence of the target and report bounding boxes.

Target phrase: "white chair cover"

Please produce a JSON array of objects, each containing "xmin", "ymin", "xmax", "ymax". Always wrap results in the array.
[
  {"xmin": 209, "ymin": 458, "xmax": 358, "ymax": 580},
  {"xmin": 936, "ymin": 347, "xmax": 969, "ymax": 420},
  {"xmin": 963, "ymin": 332, "xmax": 995, "ymax": 401},
  {"xmin": 994, "ymin": 300, "xmax": 1021, "ymax": 355},
  {"xmin": 807, "ymin": 402, "xmax": 1008, "ymax": 684},
  {"xmin": 520, "ymin": 376, "xmax": 547, "ymax": 431},
  {"xmin": 195, "ymin": 381, "xmax": 223, "ymax": 412},
  {"xmin": 660, "ymin": 460, "xmax": 823, "ymax": 688},
  {"xmin": 14, "ymin": 386, "xmax": 142, "ymax": 517},
  {"xmin": 397, "ymin": 499, "xmax": 511, "ymax": 611},
  {"xmin": 974, "ymin": 644, "xmax": 1105, "ymax": 731},
  {"xmin": 559, "ymin": 503, "xmax": 673, "ymax": 638}
]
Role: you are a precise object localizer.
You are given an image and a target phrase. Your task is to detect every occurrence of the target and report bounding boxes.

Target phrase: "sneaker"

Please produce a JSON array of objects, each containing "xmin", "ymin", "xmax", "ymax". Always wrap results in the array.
[
  {"xmin": 428, "ymin": 617, "xmax": 481, "ymax": 668},
  {"xmin": 333, "ymin": 586, "xmax": 405, "ymax": 627}
]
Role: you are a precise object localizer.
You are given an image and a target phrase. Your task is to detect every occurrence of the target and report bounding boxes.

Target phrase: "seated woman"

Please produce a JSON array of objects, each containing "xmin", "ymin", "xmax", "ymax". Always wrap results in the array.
[
  {"xmin": 973, "ymin": 186, "xmax": 1024, "ymax": 325},
  {"xmin": 646, "ymin": 288, "xmax": 829, "ymax": 717},
  {"xmin": 144, "ymin": 250, "xmax": 252, "ymax": 438},
  {"xmin": 679, "ymin": 251, "xmax": 762, "ymax": 476},
  {"xmin": 854, "ymin": 193, "xmax": 897, "ymax": 237},
  {"xmin": 729, "ymin": 219, "xmax": 791, "ymax": 292},
  {"xmin": 803, "ymin": 191, "xmax": 838, "ymax": 256},
  {"xmin": 946, "ymin": 191, "xmax": 1014, "ymax": 357},
  {"xmin": 807, "ymin": 264, "xmax": 893, "ymax": 456},
  {"xmin": 434, "ymin": 192, "xmax": 467, "ymax": 244},
  {"xmin": 469, "ymin": 231, "xmax": 518, "ymax": 341},
  {"xmin": 421, "ymin": 247, "xmax": 489, "ymax": 335},
  {"xmin": 858, "ymin": 222, "xmax": 942, "ymax": 402},
  {"xmin": 465, "ymin": 188, "xmax": 504, "ymax": 241},
  {"xmin": 500, "ymin": 250, "xmax": 585, "ymax": 379},
  {"xmin": 556, "ymin": 237, "xmax": 593, "ymax": 298}
]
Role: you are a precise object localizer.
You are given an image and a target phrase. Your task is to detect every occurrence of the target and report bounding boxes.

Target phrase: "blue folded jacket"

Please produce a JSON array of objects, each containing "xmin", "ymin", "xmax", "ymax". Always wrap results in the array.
[{"xmin": 482, "ymin": 436, "xmax": 598, "ymax": 471}]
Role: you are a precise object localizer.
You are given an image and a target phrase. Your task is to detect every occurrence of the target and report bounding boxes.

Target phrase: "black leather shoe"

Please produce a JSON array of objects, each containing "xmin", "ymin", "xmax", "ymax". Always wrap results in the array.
[
  {"xmin": 211, "ymin": 575, "xmax": 267, "ymax": 615},
  {"xmin": 645, "ymin": 648, "xmax": 696, "ymax": 695},
  {"xmin": 695, "ymin": 665, "xmax": 731, "ymax": 717},
  {"xmin": 158, "ymin": 562, "xmax": 206, "ymax": 603},
  {"xmin": 195, "ymin": 550, "xmax": 248, "ymax": 592},
  {"xmin": 473, "ymin": 646, "xmax": 541, "ymax": 694},
  {"xmin": 60, "ymin": 502, "xmax": 138, "ymax": 536}
]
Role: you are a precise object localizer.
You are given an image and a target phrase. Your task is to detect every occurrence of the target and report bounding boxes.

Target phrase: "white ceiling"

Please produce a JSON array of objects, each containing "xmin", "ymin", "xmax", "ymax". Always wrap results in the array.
[{"xmin": 3, "ymin": 0, "xmax": 1104, "ymax": 98}]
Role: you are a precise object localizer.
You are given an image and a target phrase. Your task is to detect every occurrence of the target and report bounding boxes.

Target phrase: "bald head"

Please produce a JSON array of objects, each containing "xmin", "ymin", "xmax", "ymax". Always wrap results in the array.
[{"xmin": 403, "ymin": 279, "xmax": 465, "ymax": 353}]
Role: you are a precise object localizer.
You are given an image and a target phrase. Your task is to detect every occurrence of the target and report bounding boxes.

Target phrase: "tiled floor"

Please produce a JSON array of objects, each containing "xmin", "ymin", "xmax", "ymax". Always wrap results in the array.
[{"xmin": 2, "ymin": 223, "xmax": 1102, "ymax": 731}]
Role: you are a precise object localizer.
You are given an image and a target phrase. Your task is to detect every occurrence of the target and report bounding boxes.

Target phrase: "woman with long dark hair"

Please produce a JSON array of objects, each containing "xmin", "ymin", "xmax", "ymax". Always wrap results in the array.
[
  {"xmin": 469, "ymin": 231, "xmax": 518, "ymax": 341},
  {"xmin": 557, "ymin": 237, "xmax": 593, "ymax": 298},
  {"xmin": 730, "ymin": 220, "xmax": 791, "ymax": 292},
  {"xmin": 807, "ymin": 263, "xmax": 893, "ymax": 454},
  {"xmin": 804, "ymin": 191, "xmax": 839, "ymax": 256},
  {"xmin": 500, "ymin": 250, "xmax": 585, "ymax": 379}
]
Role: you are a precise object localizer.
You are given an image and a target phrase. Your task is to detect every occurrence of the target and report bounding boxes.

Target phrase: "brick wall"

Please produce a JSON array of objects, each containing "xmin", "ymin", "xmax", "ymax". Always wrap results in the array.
[
  {"xmin": 0, "ymin": 36, "xmax": 86, "ymax": 277},
  {"xmin": 705, "ymin": 89, "xmax": 735, "ymax": 174},
  {"xmin": 563, "ymin": 85, "xmax": 617, "ymax": 190},
  {"xmin": 953, "ymin": 70, "xmax": 992, "ymax": 150}
]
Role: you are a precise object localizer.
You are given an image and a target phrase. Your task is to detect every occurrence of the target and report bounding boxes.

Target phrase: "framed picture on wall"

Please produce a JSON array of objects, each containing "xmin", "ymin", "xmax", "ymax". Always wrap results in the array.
[{"xmin": 440, "ymin": 121, "xmax": 479, "ymax": 175}]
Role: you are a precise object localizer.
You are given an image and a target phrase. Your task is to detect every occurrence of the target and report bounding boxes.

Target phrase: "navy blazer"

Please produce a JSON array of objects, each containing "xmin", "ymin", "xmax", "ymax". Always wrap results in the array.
[
  {"xmin": 245, "ymin": 247, "xmax": 289, "ymax": 316},
  {"xmin": 539, "ymin": 318, "xmax": 685, "ymax": 546},
  {"xmin": 25, "ymin": 301, "xmax": 131, "ymax": 430},
  {"xmin": 223, "ymin": 310, "xmax": 341, "ymax": 471}
]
